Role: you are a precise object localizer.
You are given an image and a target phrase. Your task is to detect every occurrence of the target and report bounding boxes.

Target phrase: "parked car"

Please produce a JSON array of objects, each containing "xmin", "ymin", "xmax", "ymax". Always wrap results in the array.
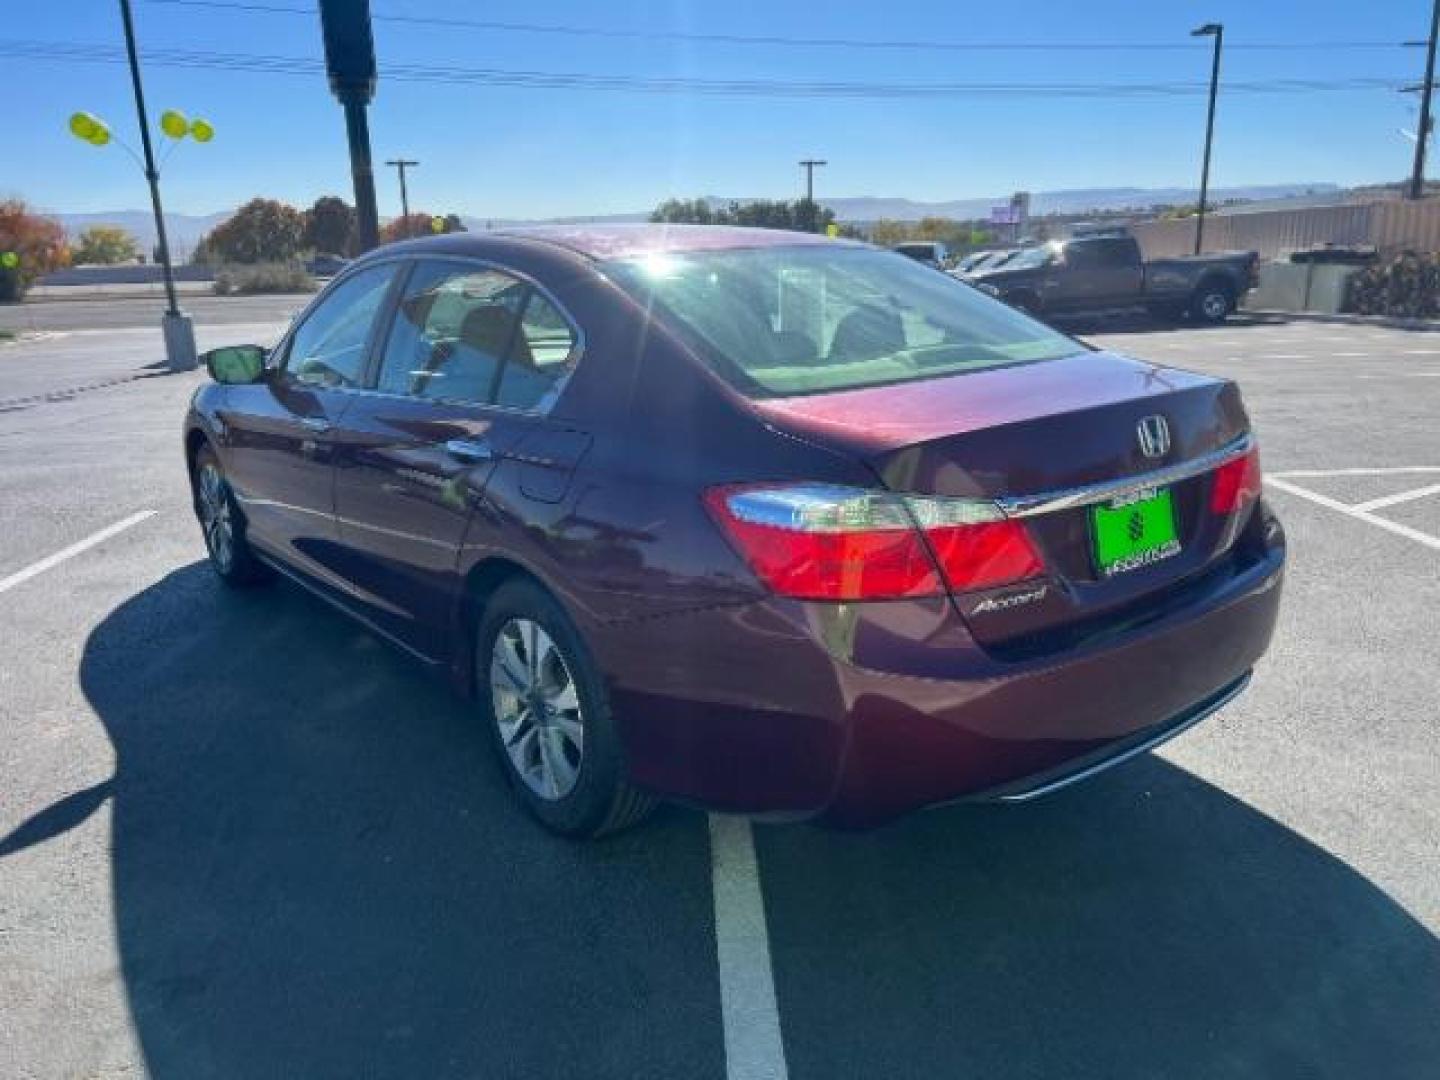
[
  {"xmin": 970, "ymin": 234, "xmax": 1259, "ymax": 323},
  {"xmin": 305, "ymin": 252, "xmax": 350, "ymax": 277},
  {"xmin": 953, "ymin": 249, "xmax": 1005, "ymax": 275},
  {"xmin": 894, "ymin": 240, "xmax": 949, "ymax": 268},
  {"xmin": 186, "ymin": 225, "xmax": 1285, "ymax": 836}
]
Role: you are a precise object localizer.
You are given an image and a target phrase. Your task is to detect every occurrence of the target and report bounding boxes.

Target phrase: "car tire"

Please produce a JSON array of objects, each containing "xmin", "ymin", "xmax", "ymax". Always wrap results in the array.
[
  {"xmin": 476, "ymin": 578, "xmax": 656, "ymax": 838},
  {"xmin": 192, "ymin": 444, "xmax": 271, "ymax": 586},
  {"xmin": 1190, "ymin": 282, "xmax": 1235, "ymax": 324}
]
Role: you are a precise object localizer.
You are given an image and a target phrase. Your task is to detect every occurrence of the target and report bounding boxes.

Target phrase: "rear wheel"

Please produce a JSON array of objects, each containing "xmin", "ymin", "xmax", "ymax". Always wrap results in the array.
[
  {"xmin": 192, "ymin": 445, "xmax": 269, "ymax": 586},
  {"xmin": 1190, "ymin": 282, "xmax": 1235, "ymax": 324},
  {"xmin": 476, "ymin": 579, "xmax": 656, "ymax": 838}
]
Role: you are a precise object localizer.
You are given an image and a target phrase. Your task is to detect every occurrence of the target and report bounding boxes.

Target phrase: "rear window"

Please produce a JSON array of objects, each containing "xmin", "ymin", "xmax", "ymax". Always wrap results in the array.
[{"xmin": 605, "ymin": 245, "xmax": 1083, "ymax": 398}]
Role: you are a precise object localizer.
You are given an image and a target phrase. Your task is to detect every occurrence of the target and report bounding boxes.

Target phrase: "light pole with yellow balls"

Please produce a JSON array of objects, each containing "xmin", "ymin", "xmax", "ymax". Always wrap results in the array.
[{"xmin": 67, "ymin": 0, "xmax": 215, "ymax": 371}]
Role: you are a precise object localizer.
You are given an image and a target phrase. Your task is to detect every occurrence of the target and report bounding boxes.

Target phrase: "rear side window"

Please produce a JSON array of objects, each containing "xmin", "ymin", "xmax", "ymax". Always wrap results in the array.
[
  {"xmin": 284, "ymin": 263, "xmax": 398, "ymax": 387},
  {"xmin": 376, "ymin": 261, "xmax": 576, "ymax": 409},
  {"xmin": 605, "ymin": 246, "xmax": 1083, "ymax": 398},
  {"xmin": 495, "ymin": 293, "xmax": 578, "ymax": 410}
]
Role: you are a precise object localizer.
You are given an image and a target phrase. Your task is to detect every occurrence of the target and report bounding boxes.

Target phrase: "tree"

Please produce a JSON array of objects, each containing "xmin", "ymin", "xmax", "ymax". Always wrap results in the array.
[
  {"xmin": 650, "ymin": 198, "xmax": 717, "ymax": 224},
  {"xmin": 380, "ymin": 211, "xmax": 466, "ymax": 244},
  {"xmin": 302, "ymin": 196, "xmax": 355, "ymax": 256},
  {"xmin": 0, "ymin": 199, "xmax": 70, "ymax": 301},
  {"xmin": 196, "ymin": 198, "xmax": 306, "ymax": 264},
  {"xmin": 73, "ymin": 225, "xmax": 140, "ymax": 265},
  {"xmin": 649, "ymin": 197, "xmax": 837, "ymax": 233},
  {"xmin": 868, "ymin": 219, "xmax": 911, "ymax": 247}
]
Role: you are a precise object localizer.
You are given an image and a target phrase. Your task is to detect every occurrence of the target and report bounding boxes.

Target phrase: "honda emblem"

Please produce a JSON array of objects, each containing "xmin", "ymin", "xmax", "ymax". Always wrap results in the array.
[{"xmin": 1137, "ymin": 415, "xmax": 1170, "ymax": 459}]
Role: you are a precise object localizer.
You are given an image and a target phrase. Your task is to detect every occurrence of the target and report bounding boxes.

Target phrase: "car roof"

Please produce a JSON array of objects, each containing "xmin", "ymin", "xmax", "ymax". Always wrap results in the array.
[{"xmin": 369, "ymin": 223, "xmax": 864, "ymax": 263}]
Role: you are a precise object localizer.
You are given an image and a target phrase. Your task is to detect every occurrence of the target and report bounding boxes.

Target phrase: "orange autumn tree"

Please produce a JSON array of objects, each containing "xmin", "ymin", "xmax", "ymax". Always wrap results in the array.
[{"xmin": 0, "ymin": 200, "xmax": 70, "ymax": 301}]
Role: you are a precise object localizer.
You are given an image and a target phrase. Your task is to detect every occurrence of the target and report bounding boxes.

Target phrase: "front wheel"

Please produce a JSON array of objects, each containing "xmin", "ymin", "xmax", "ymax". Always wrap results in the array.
[
  {"xmin": 476, "ymin": 579, "xmax": 656, "ymax": 838},
  {"xmin": 1190, "ymin": 283, "xmax": 1235, "ymax": 324},
  {"xmin": 192, "ymin": 445, "xmax": 270, "ymax": 586}
]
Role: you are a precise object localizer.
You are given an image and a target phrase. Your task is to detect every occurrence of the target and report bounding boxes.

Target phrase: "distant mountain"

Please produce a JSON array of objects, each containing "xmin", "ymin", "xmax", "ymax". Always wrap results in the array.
[
  {"xmin": 696, "ymin": 184, "xmax": 1341, "ymax": 222},
  {"xmin": 45, "ymin": 209, "xmax": 232, "ymax": 257},
  {"xmin": 46, "ymin": 183, "xmax": 1341, "ymax": 251}
]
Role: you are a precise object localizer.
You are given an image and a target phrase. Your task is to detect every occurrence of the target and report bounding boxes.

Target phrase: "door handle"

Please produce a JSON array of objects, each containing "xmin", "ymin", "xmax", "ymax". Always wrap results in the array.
[
  {"xmin": 445, "ymin": 438, "xmax": 494, "ymax": 464},
  {"xmin": 301, "ymin": 417, "xmax": 332, "ymax": 434}
]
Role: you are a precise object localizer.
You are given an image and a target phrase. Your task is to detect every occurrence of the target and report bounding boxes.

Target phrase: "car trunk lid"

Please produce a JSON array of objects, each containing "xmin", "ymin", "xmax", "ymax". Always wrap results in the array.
[{"xmin": 752, "ymin": 349, "xmax": 1254, "ymax": 649}]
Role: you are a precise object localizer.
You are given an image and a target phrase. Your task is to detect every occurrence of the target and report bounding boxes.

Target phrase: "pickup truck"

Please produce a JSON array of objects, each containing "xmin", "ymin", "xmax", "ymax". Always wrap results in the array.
[{"xmin": 967, "ymin": 234, "xmax": 1258, "ymax": 324}]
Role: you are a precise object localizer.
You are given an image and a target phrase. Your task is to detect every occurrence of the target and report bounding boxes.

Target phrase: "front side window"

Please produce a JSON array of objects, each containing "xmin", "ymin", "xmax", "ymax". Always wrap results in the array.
[
  {"xmin": 376, "ymin": 261, "xmax": 577, "ymax": 409},
  {"xmin": 605, "ymin": 246, "xmax": 1083, "ymax": 398},
  {"xmin": 284, "ymin": 264, "xmax": 397, "ymax": 388}
]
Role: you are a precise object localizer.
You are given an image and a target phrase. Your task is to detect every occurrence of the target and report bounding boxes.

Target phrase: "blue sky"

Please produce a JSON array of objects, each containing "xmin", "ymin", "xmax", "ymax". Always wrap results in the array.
[{"xmin": 2, "ymin": 0, "xmax": 1431, "ymax": 219}]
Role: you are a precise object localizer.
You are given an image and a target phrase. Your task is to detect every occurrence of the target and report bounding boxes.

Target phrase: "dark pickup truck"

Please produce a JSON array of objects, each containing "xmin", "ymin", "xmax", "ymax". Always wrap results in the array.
[{"xmin": 967, "ymin": 234, "xmax": 1258, "ymax": 324}]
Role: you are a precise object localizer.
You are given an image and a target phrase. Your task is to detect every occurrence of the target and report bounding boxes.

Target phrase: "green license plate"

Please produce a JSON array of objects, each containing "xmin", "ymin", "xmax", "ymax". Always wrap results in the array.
[{"xmin": 1092, "ymin": 487, "xmax": 1181, "ymax": 577}]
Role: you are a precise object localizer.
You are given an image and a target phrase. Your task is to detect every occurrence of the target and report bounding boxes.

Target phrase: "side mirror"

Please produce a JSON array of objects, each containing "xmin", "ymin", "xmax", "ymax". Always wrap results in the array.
[{"xmin": 203, "ymin": 344, "xmax": 267, "ymax": 384}]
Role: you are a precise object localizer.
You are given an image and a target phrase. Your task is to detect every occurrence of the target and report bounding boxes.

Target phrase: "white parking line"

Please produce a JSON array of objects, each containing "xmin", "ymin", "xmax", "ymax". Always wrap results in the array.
[
  {"xmin": 1256, "ymin": 353, "xmax": 1308, "ymax": 360},
  {"xmin": 1350, "ymin": 482, "xmax": 1440, "ymax": 513},
  {"xmin": 1266, "ymin": 479, "xmax": 1440, "ymax": 552},
  {"xmin": 1271, "ymin": 466, "xmax": 1440, "ymax": 479},
  {"xmin": 0, "ymin": 510, "xmax": 158, "ymax": 596},
  {"xmin": 709, "ymin": 814, "xmax": 789, "ymax": 1080}
]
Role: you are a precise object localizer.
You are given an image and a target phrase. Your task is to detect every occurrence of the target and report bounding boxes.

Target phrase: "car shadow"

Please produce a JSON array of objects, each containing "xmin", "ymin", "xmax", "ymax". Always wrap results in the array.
[
  {"xmin": 77, "ymin": 562, "xmax": 726, "ymax": 1080},
  {"xmin": 72, "ymin": 564, "xmax": 1440, "ymax": 1079},
  {"xmin": 756, "ymin": 758, "xmax": 1440, "ymax": 1078}
]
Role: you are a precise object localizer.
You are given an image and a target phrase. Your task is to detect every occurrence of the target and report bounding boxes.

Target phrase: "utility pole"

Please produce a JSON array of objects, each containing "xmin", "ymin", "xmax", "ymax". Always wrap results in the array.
[
  {"xmin": 799, "ymin": 159, "xmax": 827, "ymax": 232},
  {"xmin": 1190, "ymin": 23, "xmax": 1223, "ymax": 255},
  {"xmin": 319, "ymin": 0, "xmax": 380, "ymax": 251},
  {"xmin": 117, "ymin": 0, "xmax": 196, "ymax": 371},
  {"xmin": 1410, "ymin": 0, "xmax": 1440, "ymax": 199},
  {"xmin": 385, "ymin": 159, "xmax": 419, "ymax": 236}
]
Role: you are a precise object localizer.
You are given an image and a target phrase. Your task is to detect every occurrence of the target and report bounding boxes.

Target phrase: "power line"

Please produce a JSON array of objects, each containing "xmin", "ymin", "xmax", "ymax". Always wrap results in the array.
[
  {"xmin": 2, "ymin": 39, "xmax": 1409, "ymax": 99},
  {"xmin": 141, "ymin": 0, "xmax": 1409, "ymax": 55}
]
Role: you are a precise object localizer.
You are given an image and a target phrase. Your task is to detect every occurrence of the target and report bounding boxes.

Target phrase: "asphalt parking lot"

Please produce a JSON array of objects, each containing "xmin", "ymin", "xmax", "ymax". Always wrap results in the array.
[{"xmin": 1, "ymin": 302, "xmax": 1437, "ymax": 1079}]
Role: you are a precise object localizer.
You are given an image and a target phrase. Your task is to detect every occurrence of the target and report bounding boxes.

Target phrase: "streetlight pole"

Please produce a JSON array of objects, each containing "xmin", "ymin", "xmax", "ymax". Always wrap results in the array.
[
  {"xmin": 1191, "ymin": 22, "xmax": 1223, "ymax": 255},
  {"xmin": 799, "ymin": 159, "xmax": 827, "ymax": 232},
  {"xmin": 1410, "ymin": 0, "xmax": 1440, "ymax": 199},
  {"xmin": 117, "ymin": 0, "xmax": 196, "ymax": 370},
  {"xmin": 385, "ymin": 159, "xmax": 419, "ymax": 236}
]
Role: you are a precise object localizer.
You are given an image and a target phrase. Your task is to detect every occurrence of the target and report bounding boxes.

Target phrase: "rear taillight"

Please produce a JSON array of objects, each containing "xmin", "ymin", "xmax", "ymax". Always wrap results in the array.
[
  {"xmin": 1211, "ymin": 447, "xmax": 1262, "ymax": 513},
  {"xmin": 704, "ymin": 484, "xmax": 1044, "ymax": 601}
]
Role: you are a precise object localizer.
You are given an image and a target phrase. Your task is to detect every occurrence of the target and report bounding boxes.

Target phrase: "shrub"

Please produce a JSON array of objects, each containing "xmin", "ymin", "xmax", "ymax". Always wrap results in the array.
[
  {"xmin": 213, "ymin": 262, "xmax": 317, "ymax": 295},
  {"xmin": 1345, "ymin": 251, "xmax": 1440, "ymax": 318},
  {"xmin": 0, "ymin": 199, "xmax": 71, "ymax": 301}
]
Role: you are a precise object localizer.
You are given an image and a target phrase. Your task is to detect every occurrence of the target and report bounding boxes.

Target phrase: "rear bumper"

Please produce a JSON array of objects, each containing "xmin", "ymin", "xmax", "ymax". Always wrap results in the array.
[{"xmin": 596, "ymin": 516, "xmax": 1284, "ymax": 827}]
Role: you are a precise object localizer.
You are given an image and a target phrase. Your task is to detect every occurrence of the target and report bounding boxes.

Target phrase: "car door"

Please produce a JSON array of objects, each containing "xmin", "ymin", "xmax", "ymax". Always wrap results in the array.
[
  {"xmin": 330, "ymin": 258, "xmax": 586, "ymax": 658},
  {"xmin": 219, "ymin": 262, "xmax": 401, "ymax": 588}
]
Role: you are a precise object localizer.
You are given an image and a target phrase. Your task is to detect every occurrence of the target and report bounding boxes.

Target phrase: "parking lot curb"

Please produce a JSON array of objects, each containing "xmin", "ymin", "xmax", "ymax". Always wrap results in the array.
[{"xmin": 1244, "ymin": 309, "xmax": 1440, "ymax": 332}]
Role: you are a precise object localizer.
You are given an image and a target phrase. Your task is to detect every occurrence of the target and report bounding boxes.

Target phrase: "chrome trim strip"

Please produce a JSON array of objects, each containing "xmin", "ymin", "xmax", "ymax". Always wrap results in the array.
[
  {"xmin": 997, "ymin": 433, "xmax": 1252, "ymax": 519},
  {"xmin": 984, "ymin": 672, "xmax": 1251, "ymax": 804}
]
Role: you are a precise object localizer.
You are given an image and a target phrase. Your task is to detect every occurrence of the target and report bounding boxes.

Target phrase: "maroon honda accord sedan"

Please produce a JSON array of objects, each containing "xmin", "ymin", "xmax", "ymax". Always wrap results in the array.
[{"xmin": 184, "ymin": 224, "xmax": 1284, "ymax": 836}]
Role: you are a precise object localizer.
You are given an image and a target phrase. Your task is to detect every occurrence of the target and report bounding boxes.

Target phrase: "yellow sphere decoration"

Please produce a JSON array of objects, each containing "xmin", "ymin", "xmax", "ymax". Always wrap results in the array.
[
  {"xmin": 88, "ymin": 123, "xmax": 111, "ymax": 147},
  {"xmin": 189, "ymin": 118, "xmax": 214, "ymax": 143},
  {"xmin": 430, "ymin": 216, "xmax": 445, "ymax": 234},
  {"xmin": 160, "ymin": 109, "xmax": 189, "ymax": 139},
  {"xmin": 69, "ymin": 111, "xmax": 99, "ymax": 141},
  {"xmin": 1, "ymin": 251, "xmax": 18, "ymax": 269}
]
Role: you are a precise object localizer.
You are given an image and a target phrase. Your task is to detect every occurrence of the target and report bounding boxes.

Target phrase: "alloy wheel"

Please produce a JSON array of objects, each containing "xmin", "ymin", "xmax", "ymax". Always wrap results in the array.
[
  {"xmin": 490, "ymin": 618, "xmax": 585, "ymax": 800},
  {"xmin": 197, "ymin": 463, "xmax": 235, "ymax": 573},
  {"xmin": 1201, "ymin": 291, "xmax": 1229, "ymax": 321}
]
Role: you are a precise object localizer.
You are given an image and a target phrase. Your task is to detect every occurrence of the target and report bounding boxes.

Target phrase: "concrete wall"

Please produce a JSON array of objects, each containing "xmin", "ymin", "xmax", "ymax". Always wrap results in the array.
[
  {"xmin": 1242, "ymin": 262, "xmax": 1359, "ymax": 314},
  {"xmin": 40, "ymin": 264, "xmax": 214, "ymax": 287}
]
